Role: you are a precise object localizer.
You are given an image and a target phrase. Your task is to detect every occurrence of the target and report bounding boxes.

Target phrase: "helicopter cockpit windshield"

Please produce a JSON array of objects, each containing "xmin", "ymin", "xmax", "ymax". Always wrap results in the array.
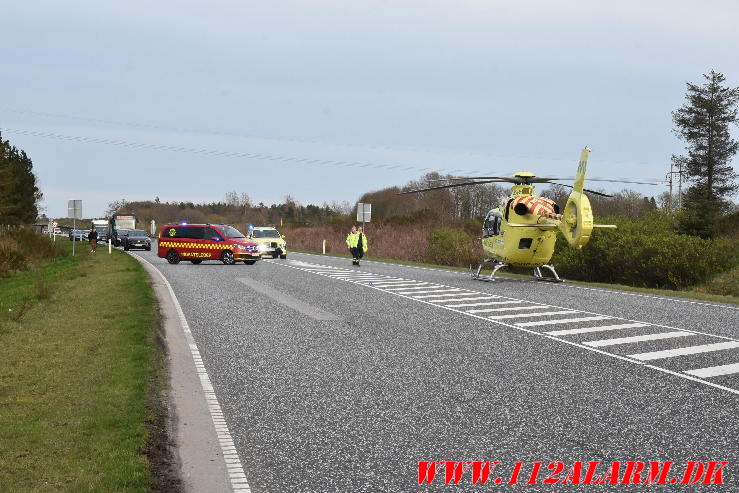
[{"xmin": 483, "ymin": 211, "xmax": 503, "ymax": 237}]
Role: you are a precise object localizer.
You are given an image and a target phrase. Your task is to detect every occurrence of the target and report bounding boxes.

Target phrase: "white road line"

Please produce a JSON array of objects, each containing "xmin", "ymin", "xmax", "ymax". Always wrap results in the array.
[
  {"xmin": 629, "ymin": 341, "xmax": 739, "ymax": 361},
  {"xmin": 389, "ymin": 286, "xmax": 443, "ymax": 292},
  {"xmin": 546, "ymin": 322, "xmax": 650, "ymax": 336},
  {"xmin": 684, "ymin": 363, "xmax": 739, "ymax": 378},
  {"xmin": 430, "ymin": 296, "xmax": 498, "ymax": 303},
  {"xmin": 410, "ymin": 289, "xmax": 462, "ymax": 299},
  {"xmin": 489, "ymin": 310, "xmax": 577, "ymax": 320},
  {"xmin": 445, "ymin": 301, "xmax": 514, "ymax": 308},
  {"xmin": 393, "ymin": 286, "xmax": 462, "ymax": 295},
  {"xmin": 557, "ymin": 282, "xmax": 739, "ymax": 311},
  {"xmin": 516, "ymin": 316, "xmax": 612, "ymax": 327},
  {"xmin": 378, "ymin": 283, "xmax": 430, "ymax": 289},
  {"xmin": 583, "ymin": 331, "xmax": 693, "ymax": 348},
  {"xmin": 370, "ymin": 281, "xmax": 417, "ymax": 286},
  {"xmin": 404, "ymin": 289, "xmax": 464, "ymax": 296},
  {"xmin": 333, "ymin": 275, "xmax": 381, "ymax": 279},
  {"xmin": 467, "ymin": 305, "xmax": 549, "ymax": 314},
  {"xmin": 292, "ymin": 251, "xmax": 739, "ymax": 311},
  {"xmin": 384, "ymin": 285, "xmax": 434, "ymax": 291},
  {"xmin": 131, "ymin": 253, "xmax": 251, "ymax": 493}
]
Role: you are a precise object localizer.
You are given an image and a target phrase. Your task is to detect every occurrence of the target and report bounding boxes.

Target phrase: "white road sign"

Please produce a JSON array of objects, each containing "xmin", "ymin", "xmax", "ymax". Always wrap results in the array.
[
  {"xmin": 356, "ymin": 203, "xmax": 371, "ymax": 223},
  {"xmin": 67, "ymin": 200, "xmax": 83, "ymax": 219}
]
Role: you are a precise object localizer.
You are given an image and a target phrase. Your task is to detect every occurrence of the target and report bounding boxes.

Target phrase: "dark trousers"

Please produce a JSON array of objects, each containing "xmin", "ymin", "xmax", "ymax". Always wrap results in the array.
[{"xmin": 349, "ymin": 247, "xmax": 364, "ymax": 260}]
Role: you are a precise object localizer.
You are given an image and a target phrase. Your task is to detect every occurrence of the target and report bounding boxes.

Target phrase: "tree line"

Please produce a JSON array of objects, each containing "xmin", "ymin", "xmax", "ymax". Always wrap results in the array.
[{"xmin": 109, "ymin": 194, "xmax": 352, "ymax": 231}]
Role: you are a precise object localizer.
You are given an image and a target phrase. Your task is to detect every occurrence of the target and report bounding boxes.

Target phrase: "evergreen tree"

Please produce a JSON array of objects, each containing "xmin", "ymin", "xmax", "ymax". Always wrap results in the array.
[
  {"xmin": 672, "ymin": 70, "xmax": 739, "ymax": 237},
  {"xmin": 0, "ymin": 131, "xmax": 43, "ymax": 224}
]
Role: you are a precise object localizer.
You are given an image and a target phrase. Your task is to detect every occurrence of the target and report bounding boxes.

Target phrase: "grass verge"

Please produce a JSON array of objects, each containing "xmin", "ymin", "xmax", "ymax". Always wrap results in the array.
[
  {"xmin": 0, "ymin": 240, "xmax": 178, "ymax": 491},
  {"xmin": 291, "ymin": 248, "xmax": 739, "ymax": 306}
]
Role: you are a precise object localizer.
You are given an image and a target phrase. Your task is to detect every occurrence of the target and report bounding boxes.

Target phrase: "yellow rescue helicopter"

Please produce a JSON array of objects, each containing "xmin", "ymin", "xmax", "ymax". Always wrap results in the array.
[{"xmin": 403, "ymin": 147, "xmax": 659, "ymax": 282}]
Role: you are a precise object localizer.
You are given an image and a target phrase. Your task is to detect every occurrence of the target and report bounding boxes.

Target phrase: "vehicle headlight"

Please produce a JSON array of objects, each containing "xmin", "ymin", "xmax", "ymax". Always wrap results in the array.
[
  {"xmin": 235, "ymin": 244, "xmax": 246, "ymax": 250},
  {"xmin": 257, "ymin": 244, "xmax": 267, "ymax": 252}
]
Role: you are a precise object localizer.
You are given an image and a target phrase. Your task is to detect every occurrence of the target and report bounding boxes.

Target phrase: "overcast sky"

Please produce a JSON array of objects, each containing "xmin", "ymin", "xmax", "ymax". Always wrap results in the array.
[{"xmin": 2, "ymin": 0, "xmax": 738, "ymax": 218}]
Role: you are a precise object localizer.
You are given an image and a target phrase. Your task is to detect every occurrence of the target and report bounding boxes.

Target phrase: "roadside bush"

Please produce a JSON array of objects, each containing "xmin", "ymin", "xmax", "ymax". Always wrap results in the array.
[
  {"xmin": 425, "ymin": 228, "xmax": 478, "ymax": 267},
  {"xmin": 0, "ymin": 227, "xmax": 66, "ymax": 276},
  {"xmin": 0, "ymin": 238, "xmax": 27, "ymax": 276},
  {"xmin": 551, "ymin": 214, "xmax": 738, "ymax": 289},
  {"xmin": 693, "ymin": 265, "xmax": 739, "ymax": 297}
]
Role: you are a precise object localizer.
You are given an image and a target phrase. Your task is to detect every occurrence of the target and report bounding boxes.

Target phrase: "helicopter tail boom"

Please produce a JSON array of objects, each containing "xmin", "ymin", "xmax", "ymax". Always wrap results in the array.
[{"xmin": 573, "ymin": 147, "xmax": 591, "ymax": 193}]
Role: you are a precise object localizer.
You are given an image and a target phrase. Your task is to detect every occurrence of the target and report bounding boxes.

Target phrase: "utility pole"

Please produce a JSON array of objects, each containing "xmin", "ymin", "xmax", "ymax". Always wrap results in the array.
[
  {"xmin": 68, "ymin": 200, "xmax": 82, "ymax": 256},
  {"xmin": 667, "ymin": 158, "xmax": 686, "ymax": 211}
]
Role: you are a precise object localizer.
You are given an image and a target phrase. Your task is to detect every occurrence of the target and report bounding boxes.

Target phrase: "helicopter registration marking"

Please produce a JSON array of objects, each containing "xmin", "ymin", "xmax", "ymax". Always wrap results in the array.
[{"xmin": 276, "ymin": 259, "xmax": 739, "ymax": 396}]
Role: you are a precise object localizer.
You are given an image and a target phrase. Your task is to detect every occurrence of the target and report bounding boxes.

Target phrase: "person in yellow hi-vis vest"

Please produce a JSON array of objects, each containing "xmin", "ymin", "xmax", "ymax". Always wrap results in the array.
[{"xmin": 346, "ymin": 226, "xmax": 368, "ymax": 266}]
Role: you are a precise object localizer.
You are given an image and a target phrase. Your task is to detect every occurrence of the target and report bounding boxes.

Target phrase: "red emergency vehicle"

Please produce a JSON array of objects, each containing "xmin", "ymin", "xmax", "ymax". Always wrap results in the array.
[{"xmin": 157, "ymin": 223, "xmax": 261, "ymax": 265}]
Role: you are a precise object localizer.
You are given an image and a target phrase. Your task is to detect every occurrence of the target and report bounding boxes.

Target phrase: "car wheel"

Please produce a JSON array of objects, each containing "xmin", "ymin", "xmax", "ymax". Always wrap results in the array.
[
  {"xmin": 244, "ymin": 260, "xmax": 256, "ymax": 265},
  {"xmin": 221, "ymin": 250, "xmax": 235, "ymax": 265},
  {"xmin": 190, "ymin": 259, "xmax": 202, "ymax": 264},
  {"xmin": 166, "ymin": 249, "xmax": 180, "ymax": 264},
  {"xmin": 280, "ymin": 254, "xmax": 287, "ymax": 259}
]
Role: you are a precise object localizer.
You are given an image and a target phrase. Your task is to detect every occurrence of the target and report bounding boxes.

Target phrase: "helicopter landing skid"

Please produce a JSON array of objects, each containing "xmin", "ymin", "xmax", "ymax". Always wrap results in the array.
[
  {"xmin": 471, "ymin": 260, "xmax": 507, "ymax": 282},
  {"xmin": 533, "ymin": 264, "xmax": 564, "ymax": 283}
]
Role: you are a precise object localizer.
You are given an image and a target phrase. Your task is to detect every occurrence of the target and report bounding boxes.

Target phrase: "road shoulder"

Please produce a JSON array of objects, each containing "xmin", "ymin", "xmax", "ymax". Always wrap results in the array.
[{"xmin": 132, "ymin": 254, "xmax": 234, "ymax": 493}]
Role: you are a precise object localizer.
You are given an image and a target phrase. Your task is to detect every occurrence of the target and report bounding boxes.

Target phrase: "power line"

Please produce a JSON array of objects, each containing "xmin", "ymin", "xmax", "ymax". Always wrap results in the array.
[
  {"xmin": 0, "ymin": 126, "xmax": 469, "ymax": 175},
  {"xmin": 0, "ymin": 124, "xmax": 667, "ymax": 187},
  {"xmin": 0, "ymin": 106, "xmax": 498, "ymax": 162}
]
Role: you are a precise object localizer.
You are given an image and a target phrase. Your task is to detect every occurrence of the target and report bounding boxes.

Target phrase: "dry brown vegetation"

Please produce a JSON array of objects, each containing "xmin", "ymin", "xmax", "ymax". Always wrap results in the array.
[{"xmin": 0, "ymin": 226, "xmax": 67, "ymax": 276}]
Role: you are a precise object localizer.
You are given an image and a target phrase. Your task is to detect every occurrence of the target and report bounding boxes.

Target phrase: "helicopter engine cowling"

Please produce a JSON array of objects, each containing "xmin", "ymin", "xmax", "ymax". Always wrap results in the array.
[{"xmin": 559, "ymin": 189, "xmax": 594, "ymax": 249}]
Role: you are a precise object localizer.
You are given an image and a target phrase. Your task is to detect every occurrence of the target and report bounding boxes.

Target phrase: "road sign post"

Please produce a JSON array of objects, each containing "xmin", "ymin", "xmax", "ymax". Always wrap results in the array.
[
  {"xmin": 68, "ymin": 200, "xmax": 82, "ymax": 256},
  {"xmin": 356, "ymin": 202, "xmax": 371, "ymax": 231}
]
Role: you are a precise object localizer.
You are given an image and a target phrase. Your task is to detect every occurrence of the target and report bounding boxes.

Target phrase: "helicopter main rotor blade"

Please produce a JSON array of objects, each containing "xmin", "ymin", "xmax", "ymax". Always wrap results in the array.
[
  {"xmin": 427, "ymin": 176, "xmax": 584, "ymax": 184},
  {"xmin": 433, "ymin": 176, "xmax": 664, "ymax": 185},
  {"xmin": 550, "ymin": 183, "xmax": 613, "ymax": 197},
  {"xmin": 425, "ymin": 176, "xmax": 514, "ymax": 182},
  {"xmin": 399, "ymin": 180, "xmax": 507, "ymax": 194},
  {"xmin": 551, "ymin": 177, "xmax": 665, "ymax": 185}
]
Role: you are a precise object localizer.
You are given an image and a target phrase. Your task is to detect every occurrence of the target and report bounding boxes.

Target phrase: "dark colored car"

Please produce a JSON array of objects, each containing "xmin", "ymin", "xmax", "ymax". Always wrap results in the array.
[
  {"xmin": 69, "ymin": 229, "xmax": 87, "ymax": 241},
  {"xmin": 122, "ymin": 229, "xmax": 152, "ymax": 251},
  {"xmin": 112, "ymin": 228, "xmax": 132, "ymax": 247}
]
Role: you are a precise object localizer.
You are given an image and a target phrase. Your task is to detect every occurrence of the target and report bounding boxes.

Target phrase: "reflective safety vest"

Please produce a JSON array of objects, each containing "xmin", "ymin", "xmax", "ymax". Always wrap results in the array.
[{"xmin": 346, "ymin": 232, "xmax": 368, "ymax": 252}]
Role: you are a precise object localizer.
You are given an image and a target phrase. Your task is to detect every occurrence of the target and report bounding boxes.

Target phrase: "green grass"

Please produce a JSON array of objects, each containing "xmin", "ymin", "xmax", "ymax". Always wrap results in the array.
[
  {"xmin": 292, "ymin": 248, "xmax": 739, "ymax": 306},
  {"xmin": 0, "ymin": 241, "xmax": 161, "ymax": 492},
  {"xmin": 692, "ymin": 264, "xmax": 739, "ymax": 298}
]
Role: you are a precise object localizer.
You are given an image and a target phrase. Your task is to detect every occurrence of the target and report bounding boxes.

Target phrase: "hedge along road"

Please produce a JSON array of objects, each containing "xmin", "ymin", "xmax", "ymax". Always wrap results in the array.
[{"xmin": 130, "ymin": 248, "xmax": 739, "ymax": 492}]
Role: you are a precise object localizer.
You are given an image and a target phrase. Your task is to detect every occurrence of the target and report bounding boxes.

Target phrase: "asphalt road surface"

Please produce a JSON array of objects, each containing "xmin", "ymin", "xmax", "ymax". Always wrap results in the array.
[{"xmin": 132, "ymin": 249, "xmax": 739, "ymax": 492}]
